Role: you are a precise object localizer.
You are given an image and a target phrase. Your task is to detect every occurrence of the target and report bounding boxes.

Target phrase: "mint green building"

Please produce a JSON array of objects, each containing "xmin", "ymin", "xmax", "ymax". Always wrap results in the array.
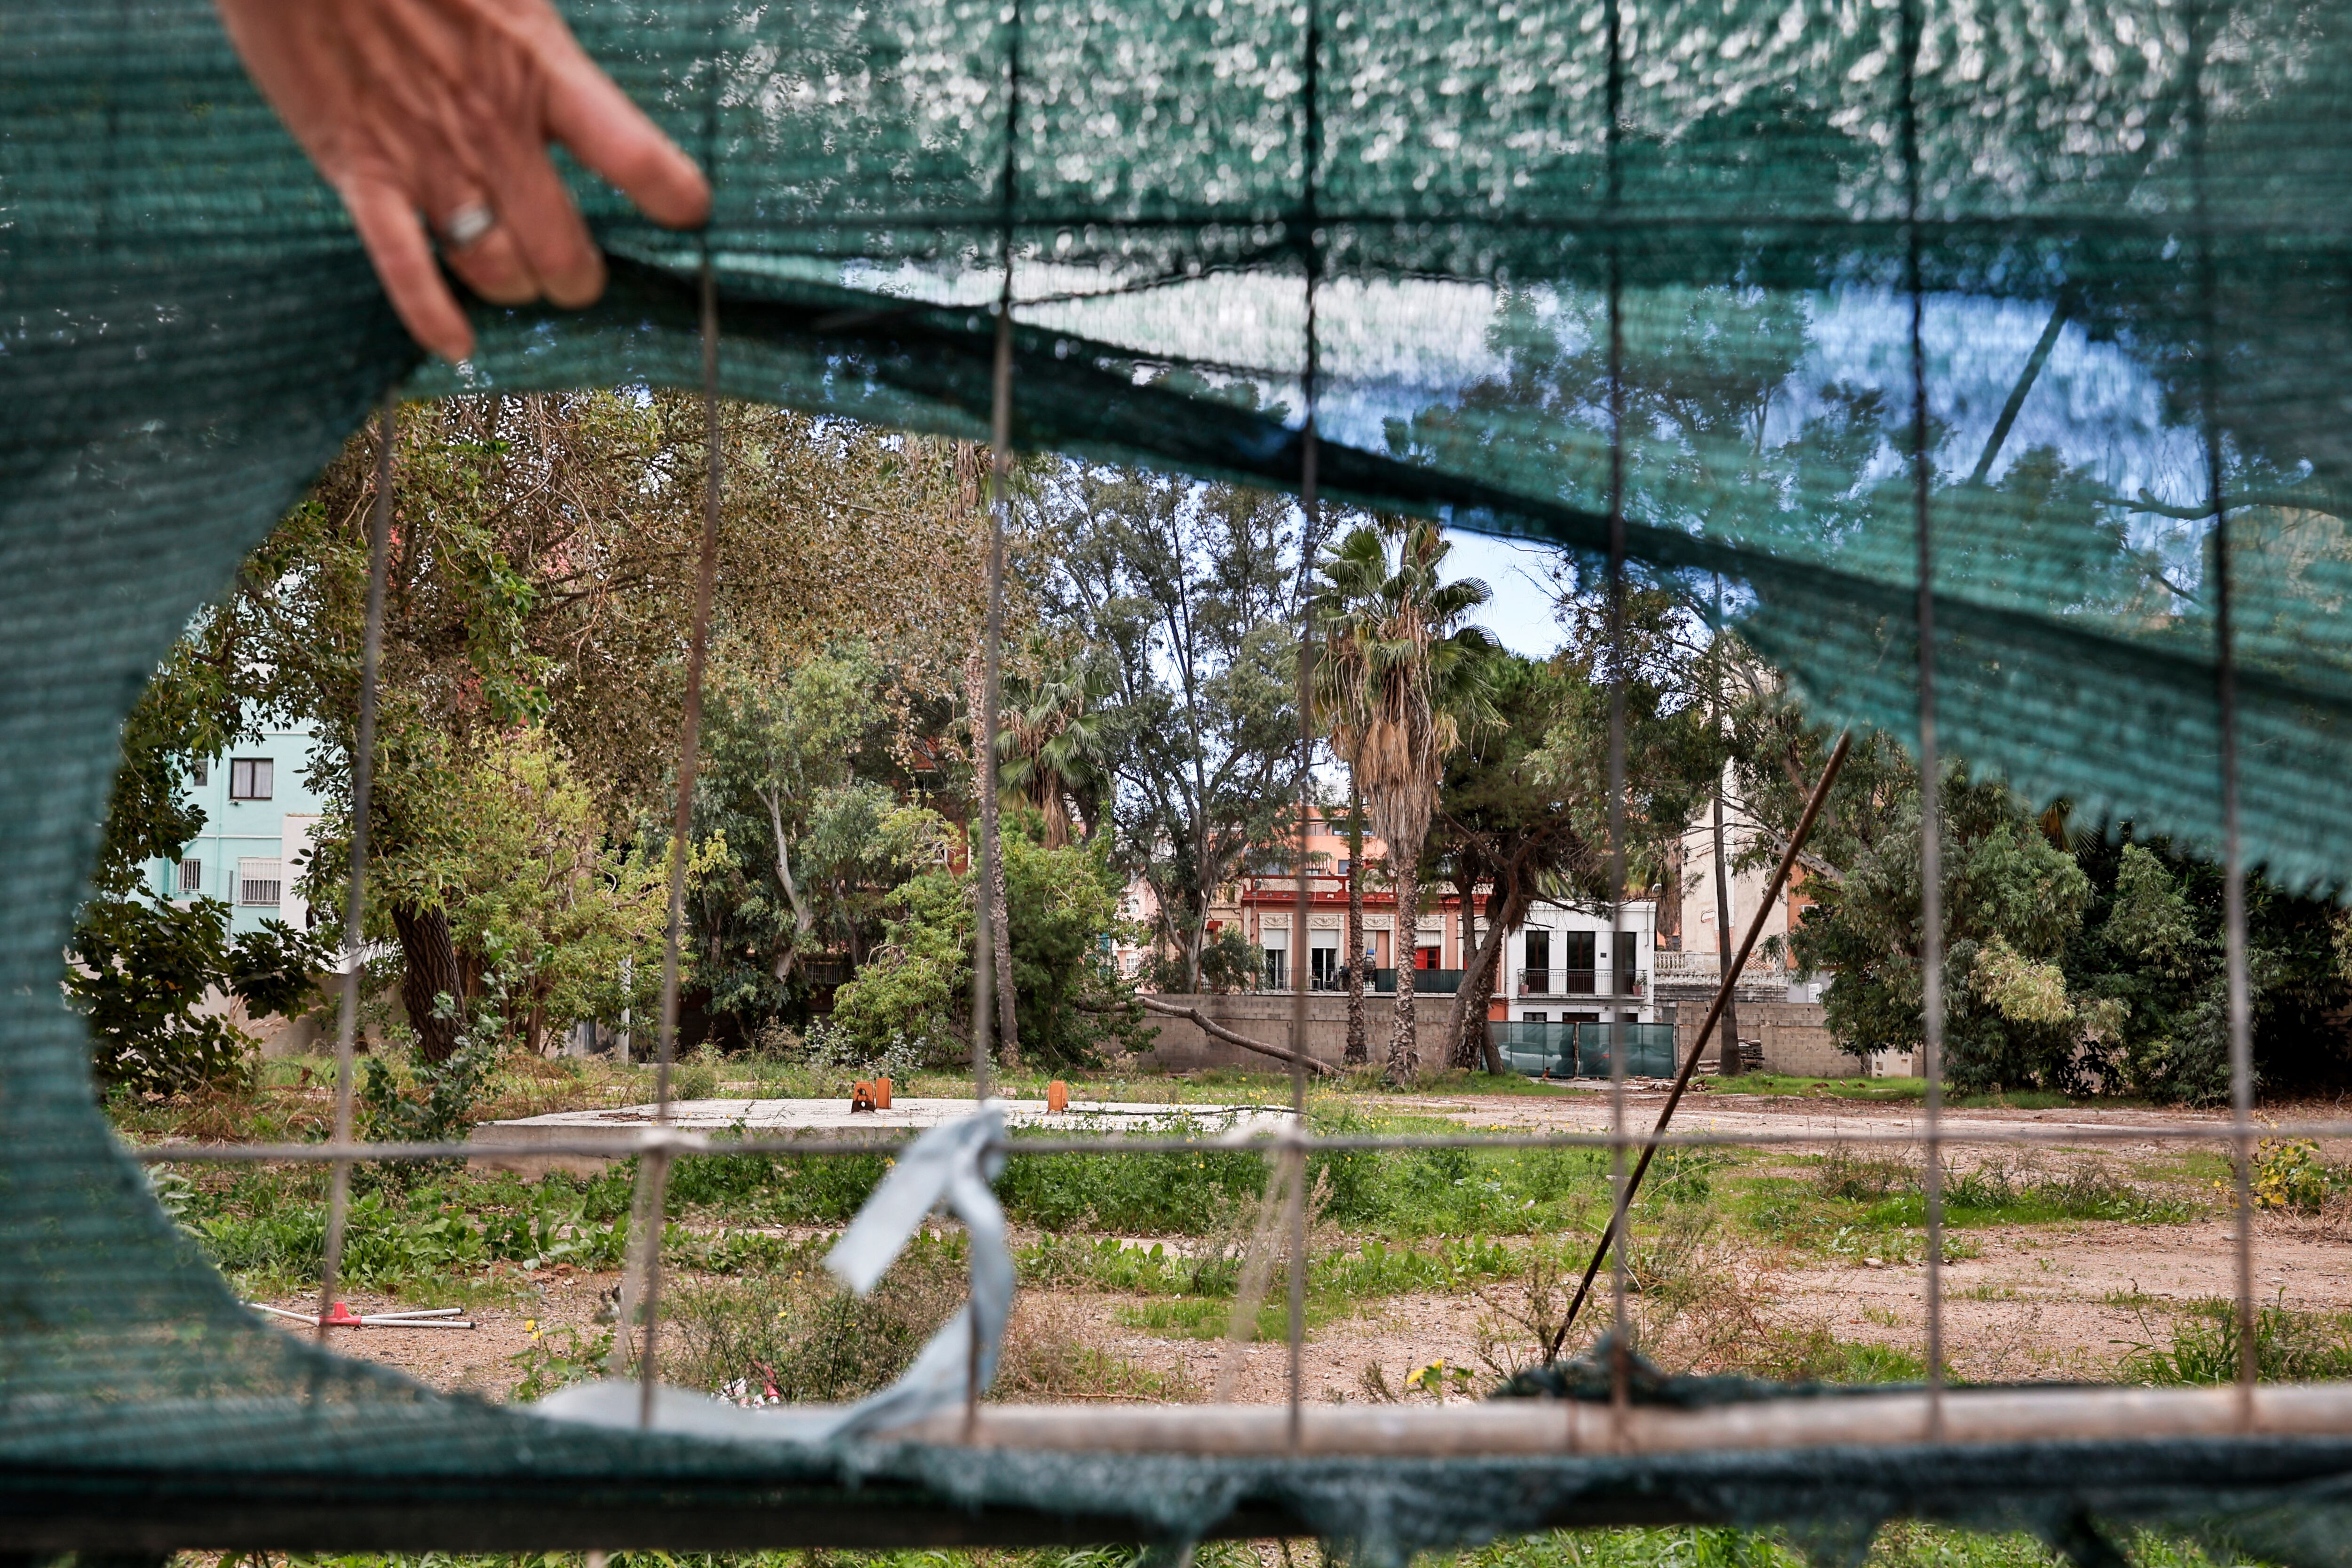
[{"xmin": 144, "ymin": 724, "xmax": 331, "ymax": 937}]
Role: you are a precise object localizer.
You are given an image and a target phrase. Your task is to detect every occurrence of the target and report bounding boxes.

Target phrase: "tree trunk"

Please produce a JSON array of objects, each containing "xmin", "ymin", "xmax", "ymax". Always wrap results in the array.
[
  {"xmin": 963, "ymin": 650, "xmax": 1020, "ymax": 1069},
  {"xmin": 1344, "ymin": 787, "xmax": 1367, "ymax": 1065},
  {"xmin": 1385, "ymin": 851, "xmax": 1421, "ymax": 1084},
  {"xmin": 1711, "ymin": 782, "xmax": 1741, "ymax": 1073},
  {"xmin": 989, "ymin": 841, "xmax": 1018, "ymax": 1069},
  {"xmin": 1446, "ymin": 864, "xmax": 1482, "ymax": 1071},
  {"xmin": 1450, "ymin": 877, "xmax": 1520, "ymax": 1074},
  {"xmin": 391, "ymin": 902, "xmax": 465, "ymax": 1064},
  {"xmin": 763, "ymin": 787, "xmax": 814, "ymax": 982}
]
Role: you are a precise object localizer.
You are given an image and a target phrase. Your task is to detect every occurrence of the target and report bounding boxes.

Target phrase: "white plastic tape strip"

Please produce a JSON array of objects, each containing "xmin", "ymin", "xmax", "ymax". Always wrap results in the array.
[{"xmin": 534, "ymin": 1106, "xmax": 1010, "ymax": 1445}]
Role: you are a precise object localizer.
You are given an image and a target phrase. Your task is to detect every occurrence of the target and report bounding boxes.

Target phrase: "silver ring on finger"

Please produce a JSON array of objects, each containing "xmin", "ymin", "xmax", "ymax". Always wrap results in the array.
[{"xmin": 443, "ymin": 202, "xmax": 498, "ymax": 251}]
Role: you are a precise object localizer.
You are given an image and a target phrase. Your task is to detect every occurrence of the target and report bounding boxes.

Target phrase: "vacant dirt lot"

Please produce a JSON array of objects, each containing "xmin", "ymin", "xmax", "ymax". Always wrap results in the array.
[{"xmin": 262, "ymin": 1087, "xmax": 2352, "ymax": 1405}]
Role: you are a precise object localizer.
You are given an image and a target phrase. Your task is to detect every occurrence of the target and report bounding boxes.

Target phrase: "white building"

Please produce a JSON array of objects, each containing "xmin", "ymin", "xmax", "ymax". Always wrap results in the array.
[{"xmin": 1499, "ymin": 898, "xmax": 1659, "ymax": 1026}]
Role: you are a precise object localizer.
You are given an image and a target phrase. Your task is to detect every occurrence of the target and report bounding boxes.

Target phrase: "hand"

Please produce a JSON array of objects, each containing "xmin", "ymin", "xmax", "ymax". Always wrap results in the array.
[{"xmin": 215, "ymin": 0, "xmax": 712, "ymax": 361}]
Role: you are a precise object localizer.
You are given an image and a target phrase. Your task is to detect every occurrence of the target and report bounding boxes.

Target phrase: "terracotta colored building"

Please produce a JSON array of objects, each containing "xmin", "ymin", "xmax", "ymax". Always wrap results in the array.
[{"xmin": 1200, "ymin": 812, "xmax": 1662, "ymax": 1025}]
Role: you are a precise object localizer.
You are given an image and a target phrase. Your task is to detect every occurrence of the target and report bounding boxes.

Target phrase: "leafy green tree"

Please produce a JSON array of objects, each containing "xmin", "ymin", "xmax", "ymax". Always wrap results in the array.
[
  {"xmin": 832, "ymin": 808, "xmax": 1145, "ymax": 1067},
  {"xmin": 1791, "ymin": 767, "xmax": 2100, "ymax": 1093},
  {"xmin": 199, "ymin": 395, "xmax": 989, "ymax": 1061},
  {"xmin": 70, "ymin": 637, "xmax": 333, "ymax": 1095},
  {"xmin": 692, "ymin": 644, "xmax": 894, "ymax": 1031},
  {"xmin": 2064, "ymin": 836, "xmax": 2352, "ymax": 1104},
  {"xmin": 1432, "ymin": 649, "xmax": 1714, "ymax": 1071},
  {"xmin": 1312, "ymin": 519, "xmax": 1499, "ymax": 1082},
  {"xmin": 1030, "ymin": 469, "xmax": 1307, "ymax": 991},
  {"xmin": 996, "ymin": 655, "xmax": 1110, "ymax": 850},
  {"xmin": 377, "ymin": 730, "xmax": 675, "ymax": 1056}
]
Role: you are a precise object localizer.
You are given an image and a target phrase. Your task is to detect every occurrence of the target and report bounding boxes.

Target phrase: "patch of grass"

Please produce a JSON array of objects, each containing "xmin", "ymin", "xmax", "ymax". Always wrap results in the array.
[
  {"xmin": 1118, "ymin": 1296, "xmax": 1262, "ymax": 1339},
  {"xmin": 1812, "ymin": 1147, "xmax": 2197, "ymax": 1228},
  {"xmin": 660, "ymin": 1234, "xmax": 969, "ymax": 1403},
  {"xmin": 2118, "ymin": 1296, "xmax": 2352, "ymax": 1384},
  {"xmin": 164, "ymin": 1162, "xmax": 635, "ymax": 1298},
  {"xmin": 1710, "ymin": 1073, "xmax": 1931, "ymax": 1102},
  {"xmin": 996, "ymin": 1297, "xmax": 1199, "ymax": 1400}
]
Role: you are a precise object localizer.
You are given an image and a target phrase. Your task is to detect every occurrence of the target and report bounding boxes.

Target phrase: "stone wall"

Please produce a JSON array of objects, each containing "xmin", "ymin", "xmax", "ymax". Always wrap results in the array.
[
  {"xmin": 1136, "ymin": 990, "xmax": 1853, "ymax": 1078},
  {"xmin": 1136, "ymin": 994, "xmax": 1430, "ymax": 1072},
  {"xmin": 1664, "ymin": 993, "xmax": 1849, "ymax": 1077}
]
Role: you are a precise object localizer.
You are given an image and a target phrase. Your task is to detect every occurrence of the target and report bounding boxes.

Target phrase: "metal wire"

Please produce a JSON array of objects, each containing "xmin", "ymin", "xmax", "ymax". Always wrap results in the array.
[
  {"xmin": 2183, "ymin": 0, "xmax": 2259, "ymax": 1426},
  {"xmin": 1285, "ymin": 0, "xmax": 1321, "ymax": 1442},
  {"xmin": 1601, "ymin": 0, "xmax": 1629, "ymax": 1417},
  {"xmin": 138, "ymin": 1115, "xmax": 2335, "ymax": 1167},
  {"xmin": 971, "ymin": 0, "xmax": 1022, "ymax": 1429},
  {"xmin": 312, "ymin": 391, "xmax": 395, "ymax": 1342},
  {"xmin": 610, "ymin": 246, "xmax": 727, "ymax": 1420},
  {"xmin": 1899, "ymin": 0, "xmax": 1946, "ymax": 1435}
]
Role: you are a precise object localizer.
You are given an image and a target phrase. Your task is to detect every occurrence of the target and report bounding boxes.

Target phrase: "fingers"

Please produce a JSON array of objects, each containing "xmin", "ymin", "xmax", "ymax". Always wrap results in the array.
[
  {"xmin": 442, "ymin": 218, "xmax": 539, "ymax": 307},
  {"xmin": 540, "ymin": 42, "xmax": 712, "ymax": 231},
  {"xmin": 344, "ymin": 176, "xmax": 476, "ymax": 363},
  {"xmin": 478, "ymin": 131, "xmax": 607, "ymax": 309}
]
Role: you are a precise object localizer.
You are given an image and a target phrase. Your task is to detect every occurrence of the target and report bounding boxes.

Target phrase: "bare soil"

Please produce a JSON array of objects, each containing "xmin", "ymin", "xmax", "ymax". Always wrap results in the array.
[{"xmin": 269, "ymin": 1090, "xmax": 2352, "ymax": 1404}]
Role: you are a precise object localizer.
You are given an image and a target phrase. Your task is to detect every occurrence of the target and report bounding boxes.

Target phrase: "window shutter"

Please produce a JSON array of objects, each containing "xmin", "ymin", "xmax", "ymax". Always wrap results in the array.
[{"xmin": 237, "ymin": 858, "xmax": 283, "ymax": 907}]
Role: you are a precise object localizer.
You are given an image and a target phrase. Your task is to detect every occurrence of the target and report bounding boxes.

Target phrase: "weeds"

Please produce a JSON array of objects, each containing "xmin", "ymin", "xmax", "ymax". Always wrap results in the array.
[
  {"xmin": 660, "ymin": 1234, "xmax": 969, "ymax": 1403},
  {"xmin": 2118, "ymin": 1295, "xmax": 2352, "ymax": 1383},
  {"xmin": 995, "ymin": 1297, "xmax": 1198, "ymax": 1400},
  {"xmin": 170, "ymin": 1163, "xmax": 632, "ymax": 1296},
  {"xmin": 1809, "ymin": 1147, "xmax": 2194, "ymax": 1227},
  {"xmin": 2243, "ymin": 1136, "xmax": 2344, "ymax": 1212}
]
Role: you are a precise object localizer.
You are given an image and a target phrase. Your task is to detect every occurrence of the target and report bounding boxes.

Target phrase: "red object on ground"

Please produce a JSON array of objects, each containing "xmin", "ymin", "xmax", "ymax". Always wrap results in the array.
[
  {"xmin": 874, "ymin": 1075, "xmax": 892, "ymax": 1109},
  {"xmin": 322, "ymin": 1301, "xmax": 365, "ymax": 1327},
  {"xmin": 1045, "ymin": 1080, "xmax": 1069, "ymax": 1114}
]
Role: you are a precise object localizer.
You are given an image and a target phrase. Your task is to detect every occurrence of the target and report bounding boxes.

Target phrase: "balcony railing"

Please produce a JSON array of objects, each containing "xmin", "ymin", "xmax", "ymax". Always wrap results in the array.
[
  {"xmin": 1516, "ymin": 967, "xmax": 1644, "ymax": 998},
  {"xmin": 1373, "ymin": 967, "xmax": 1462, "ymax": 995}
]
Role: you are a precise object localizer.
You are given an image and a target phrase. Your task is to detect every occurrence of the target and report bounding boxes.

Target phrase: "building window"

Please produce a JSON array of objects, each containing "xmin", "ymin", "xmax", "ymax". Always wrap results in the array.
[
  {"xmin": 1310, "ymin": 944, "xmax": 1340, "ymax": 990},
  {"xmin": 238, "ymin": 858, "xmax": 283, "ymax": 907},
  {"xmin": 189, "ymin": 758, "xmax": 208, "ymax": 787},
  {"xmin": 175, "ymin": 859, "xmax": 202, "ymax": 896},
  {"xmin": 229, "ymin": 757, "xmax": 273, "ymax": 800},
  {"xmin": 1262, "ymin": 947, "xmax": 1287, "ymax": 991}
]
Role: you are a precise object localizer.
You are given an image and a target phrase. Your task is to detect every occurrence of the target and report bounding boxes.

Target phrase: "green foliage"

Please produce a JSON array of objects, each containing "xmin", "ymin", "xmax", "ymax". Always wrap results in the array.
[
  {"xmin": 366, "ymin": 730, "xmax": 674, "ymax": 1053},
  {"xmin": 2065, "ymin": 833, "xmax": 2352, "ymax": 1103},
  {"xmin": 178, "ymin": 1166, "xmax": 630, "ymax": 1294},
  {"xmin": 1794, "ymin": 766, "xmax": 2098, "ymax": 1093},
  {"xmin": 1778, "ymin": 732, "xmax": 2352, "ymax": 1102},
  {"xmin": 694, "ymin": 645, "xmax": 897, "ymax": 1031},
  {"xmin": 70, "ymin": 896, "xmax": 335, "ymax": 1096},
  {"xmin": 2247, "ymin": 1137, "xmax": 2344, "ymax": 1213},
  {"xmin": 71, "ymin": 603, "xmax": 335, "ymax": 1095},
  {"xmin": 660, "ymin": 1234, "xmax": 969, "ymax": 1403},
  {"xmin": 510, "ymin": 1322, "xmax": 616, "ymax": 1401},
  {"xmin": 996, "ymin": 1136, "xmax": 1269, "ymax": 1232},
  {"xmin": 1030, "ymin": 469, "xmax": 1306, "ymax": 990},
  {"xmin": 2120, "ymin": 1297, "xmax": 2352, "ymax": 1385},
  {"xmin": 1804, "ymin": 1148, "xmax": 2194, "ymax": 1227},
  {"xmin": 832, "ymin": 808, "xmax": 1146, "ymax": 1067}
]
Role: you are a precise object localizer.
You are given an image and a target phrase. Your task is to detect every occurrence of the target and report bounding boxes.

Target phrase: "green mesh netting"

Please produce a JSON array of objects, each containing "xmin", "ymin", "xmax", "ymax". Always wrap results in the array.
[{"xmin": 10, "ymin": 0, "xmax": 2352, "ymax": 1553}]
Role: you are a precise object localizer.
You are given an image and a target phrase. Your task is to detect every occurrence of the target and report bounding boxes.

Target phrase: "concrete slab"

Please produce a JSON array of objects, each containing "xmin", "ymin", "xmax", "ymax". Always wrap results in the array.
[{"xmin": 469, "ymin": 1096, "xmax": 1297, "ymax": 1175}]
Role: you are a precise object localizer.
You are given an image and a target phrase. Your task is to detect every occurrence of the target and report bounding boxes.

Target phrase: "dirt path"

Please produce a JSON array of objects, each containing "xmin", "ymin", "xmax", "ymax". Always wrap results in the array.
[{"xmin": 1401, "ymin": 1086, "xmax": 2243, "ymax": 1146}]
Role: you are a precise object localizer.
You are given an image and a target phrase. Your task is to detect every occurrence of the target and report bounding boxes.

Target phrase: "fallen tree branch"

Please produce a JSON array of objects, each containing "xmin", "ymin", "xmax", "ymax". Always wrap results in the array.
[{"xmin": 1132, "ymin": 995, "xmax": 1336, "ymax": 1077}]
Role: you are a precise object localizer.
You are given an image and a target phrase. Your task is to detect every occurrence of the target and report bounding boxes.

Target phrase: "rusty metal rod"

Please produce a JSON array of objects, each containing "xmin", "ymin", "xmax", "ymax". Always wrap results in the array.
[{"xmin": 1553, "ymin": 728, "xmax": 1853, "ymax": 1354}]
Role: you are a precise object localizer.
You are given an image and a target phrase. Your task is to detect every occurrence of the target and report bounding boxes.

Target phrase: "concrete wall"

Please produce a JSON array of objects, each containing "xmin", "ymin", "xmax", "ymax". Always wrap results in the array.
[
  {"xmin": 1138, "ymin": 991, "xmax": 1850, "ymax": 1078},
  {"xmin": 1667, "ymin": 995, "xmax": 1848, "ymax": 1077},
  {"xmin": 1136, "ymin": 994, "xmax": 1406, "ymax": 1072}
]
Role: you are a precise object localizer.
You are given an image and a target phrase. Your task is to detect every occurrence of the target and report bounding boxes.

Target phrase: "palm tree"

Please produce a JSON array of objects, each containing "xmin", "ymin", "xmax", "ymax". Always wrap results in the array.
[
  {"xmin": 997, "ymin": 663, "xmax": 1107, "ymax": 849},
  {"xmin": 1312, "ymin": 519, "xmax": 1499, "ymax": 1083}
]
